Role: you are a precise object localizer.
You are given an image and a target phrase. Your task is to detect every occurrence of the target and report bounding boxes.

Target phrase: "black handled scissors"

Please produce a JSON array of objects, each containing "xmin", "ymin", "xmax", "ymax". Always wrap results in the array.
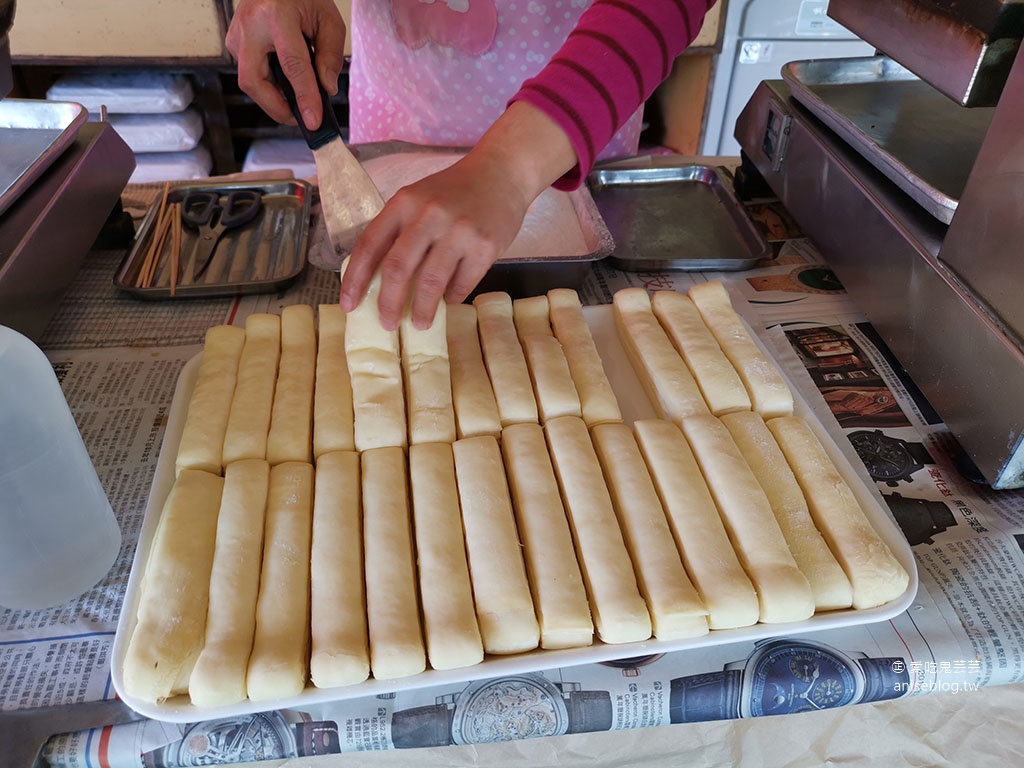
[{"xmin": 181, "ymin": 189, "xmax": 263, "ymax": 282}]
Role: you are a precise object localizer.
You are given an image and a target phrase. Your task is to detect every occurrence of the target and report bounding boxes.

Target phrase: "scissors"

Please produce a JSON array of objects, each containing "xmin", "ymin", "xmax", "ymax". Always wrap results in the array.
[{"xmin": 180, "ymin": 189, "xmax": 263, "ymax": 282}]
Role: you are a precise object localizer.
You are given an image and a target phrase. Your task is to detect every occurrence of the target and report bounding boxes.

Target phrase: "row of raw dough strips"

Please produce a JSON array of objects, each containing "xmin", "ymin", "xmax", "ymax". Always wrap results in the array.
[
  {"xmin": 123, "ymin": 408, "xmax": 908, "ymax": 707},
  {"xmin": 174, "ymin": 280, "xmax": 790, "ymax": 478}
]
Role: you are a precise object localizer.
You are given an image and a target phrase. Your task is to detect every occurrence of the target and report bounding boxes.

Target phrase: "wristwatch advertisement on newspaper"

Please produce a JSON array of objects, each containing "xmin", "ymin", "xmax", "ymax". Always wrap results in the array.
[
  {"xmin": 847, "ymin": 429, "xmax": 934, "ymax": 486},
  {"xmin": 669, "ymin": 638, "xmax": 910, "ymax": 723}
]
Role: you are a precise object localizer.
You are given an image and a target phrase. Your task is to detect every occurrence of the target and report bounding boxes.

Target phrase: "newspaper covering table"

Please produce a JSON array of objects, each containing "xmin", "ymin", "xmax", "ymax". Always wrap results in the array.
[{"xmin": 2, "ymin": 179, "xmax": 1023, "ymax": 766}]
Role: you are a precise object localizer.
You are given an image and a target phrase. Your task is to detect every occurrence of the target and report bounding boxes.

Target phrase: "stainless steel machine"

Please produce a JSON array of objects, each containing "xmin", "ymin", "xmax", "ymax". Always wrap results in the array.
[
  {"xmin": 734, "ymin": 0, "xmax": 1024, "ymax": 489},
  {"xmin": 0, "ymin": 0, "xmax": 135, "ymax": 340}
]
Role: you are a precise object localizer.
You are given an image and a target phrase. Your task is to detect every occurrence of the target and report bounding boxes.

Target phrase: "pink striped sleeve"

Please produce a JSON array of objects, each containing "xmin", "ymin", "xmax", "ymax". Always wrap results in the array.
[{"xmin": 511, "ymin": 0, "xmax": 717, "ymax": 190}]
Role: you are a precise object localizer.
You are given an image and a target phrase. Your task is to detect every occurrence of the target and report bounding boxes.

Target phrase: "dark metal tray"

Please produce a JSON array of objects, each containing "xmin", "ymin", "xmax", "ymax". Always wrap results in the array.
[
  {"xmin": 115, "ymin": 179, "xmax": 312, "ymax": 300},
  {"xmin": 782, "ymin": 56, "xmax": 994, "ymax": 224},
  {"xmin": 0, "ymin": 99, "xmax": 87, "ymax": 217},
  {"xmin": 586, "ymin": 163, "xmax": 769, "ymax": 272}
]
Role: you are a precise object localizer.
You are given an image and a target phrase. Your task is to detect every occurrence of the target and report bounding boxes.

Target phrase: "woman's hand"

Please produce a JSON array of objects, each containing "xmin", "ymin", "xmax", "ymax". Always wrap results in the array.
[
  {"xmin": 226, "ymin": 0, "xmax": 346, "ymax": 130},
  {"xmin": 339, "ymin": 101, "xmax": 579, "ymax": 330}
]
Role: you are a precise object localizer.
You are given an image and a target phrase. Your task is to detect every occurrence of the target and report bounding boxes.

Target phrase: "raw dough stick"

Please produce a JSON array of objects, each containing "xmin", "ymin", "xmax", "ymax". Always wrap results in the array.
[
  {"xmin": 361, "ymin": 446, "xmax": 426, "ymax": 679},
  {"xmin": 521, "ymin": 334, "xmax": 583, "ymax": 422},
  {"xmin": 513, "ymin": 295, "xmax": 554, "ymax": 339},
  {"xmin": 267, "ymin": 304, "xmax": 317, "ymax": 465},
  {"xmin": 633, "ymin": 419, "xmax": 759, "ymax": 630},
  {"xmin": 721, "ymin": 411, "xmax": 853, "ymax": 611},
  {"xmin": 313, "ymin": 304, "xmax": 355, "ymax": 458},
  {"xmin": 544, "ymin": 416, "xmax": 652, "ymax": 644},
  {"xmin": 501, "ymin": 423, "xmax": 593, "ymax": 650},
  {"xmin": 176, "ymin": 325, "xmax": 245, "ymax": 475},
  {"xmin": 651, "ymin": 290, "xmax": 751, "ymax": 416},
  {"xmin": 344, "ymin": 267, "xmax": 407, "ymax": 451},
  {"xmin": 223, "ymin": 313, "xmax": 282, "ymax": 464},
  {"xmin": 547, "ymin": 288, "xmax": 621, "ymax": 426},
  {"xmin": 681, "ymin": 414, "xmax": 815, "ymax": 624},
  {"xmin": 767, "ymin": 416, "xmax": 910, "ymax": 610},
  {"xmin": 189, "ymin": 460, "xmax": 270, "ymax": 707},
  {"xmin": 310, "ymin": 450, "xmax": 369, "ymax": 688},
  {"xmin": 400, "ymin": 303, "xmax": 457, "ymax": 445},
  {"xmin": 473, "ymin": 292, "xmax": 539, "ymax": 426},
  {"xmin": 446, "ymin": 303, "xmax": 502, "ymax": 438},
  {"xmin": 453, "ymin": 435, "xmax": 540, "ymax": 654},
  {"xmin": 247, "ymin": 461, "xmax": 314, "ymax": 701},
  {"xmin": 122, "ymin": 469, "xmax": 224, "ymax": 703},
  {"xmin": 591, "ymin": 423, "xmax": 709, "ymax": 640},
  {"xmin": 687, "ymin": 281, "xmax": 793, "ymax": 418},
  {"xmin": 409, "ymin": 443, "xmax": 484, "ymax": 670},
  {"xmin": 613, "ymin": 287, "xmax": 710, "ymax": 424}
]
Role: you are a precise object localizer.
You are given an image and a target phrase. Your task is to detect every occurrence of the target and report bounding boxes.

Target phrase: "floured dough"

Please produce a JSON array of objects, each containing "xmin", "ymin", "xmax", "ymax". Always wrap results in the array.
[
  {"xmin": 176, "ymin": 324, "xmax": 245, "ymax": 475},
  {"xmin": 688, "ymin": 281, "xmax": 793, "ymax": 418},
  {"xmin": 122, "ymin": 469, "xmax": 224, "ymax": 703},
  {"xmin": 613, "ymin": 287, "xmax": 709, "ymax": 423},
  {"xmin": 681, "ymin": 414, "xmax": 815, "ymax": 624},
  {"xmin": 313, "ymin": 304, "xmax": 355, "ymax": 458},
  {"xmin": 544, "ymin": 415, "xmax": 652, "ymax": 644},
  {"xmin": 548, "ymin": 288, "xmax": 621, "ymax": 426},
  {"xmin": 513, "ymin": 295, "xmax": 554, "ymax": 340},
  {"xmin": 651, "ymin": 290, "xmax": 751, "ymax": 416},
  {"xmin": 247, "ymin": 461, "xmax": 314, "ymax": 701},
  {"xmin": 473, "ymin": 292, "xmax": 538, "ymax": 426},
  {"xmin": 400, "ymin": 302, "xmax": 457, "ymax": 445},
  {"xmin": 501, "ymin": 423, "xmax": 593, "ymax": 650},
  {"xmin": 189, "ymin": 459, "xmax": 269, "ymax": 707},
  {"xmin": 446, "ymin": 303, "xmax": 502, "ymax": 438},
  {"xmin": 310, "ymin": 450, "xmax": 369, "ymax": 688},
  {"xmin": 722, "ymin": 411, "xmax": 853, "ymax": 611},
  {"xmin": 521, "ymin": 334, "xmax": 583, "ymax": 423},
  {"xmin": 591, "ymin": 422, "xmax": 709, "ymax": 640},
  {"xmin": 223, "ymin": 314, "xmax": 281, "ymax": 464},
  {"xmin": 453, "ymin": 435, "xmax": 540, "ymax": 655},
  {"xmin": 409, "ymin": 443, "xmax": 484, "ymax": 670},
  {"xmin": 767, "ymin": 416, "xmax": 910, "ymax": 610},
  {"xmin": 632, "ymin": 419, "xmax": 759, "ymax": 630},
  {"xmin": 267, "ymin": 304, "xmax": 317, "ymax": 465}
]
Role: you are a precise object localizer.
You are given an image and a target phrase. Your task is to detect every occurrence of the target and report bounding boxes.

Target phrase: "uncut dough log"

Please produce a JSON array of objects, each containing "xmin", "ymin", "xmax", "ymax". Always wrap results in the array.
[
  {"xmin": 247, "ymin": 461, "xmax": 314, "ymax": 701},
  {"xmin": 362, "ymin": 446, "xmax": 426, "ymax": 679},
  {"xmin": 633, "ymin": 419, "xmax": 759, "ymax": 630},
  {"xmin": 176, "ymin": 324, "xmax": 245, "ymax": 475},
  {"xmin": 721, "ymin": 411, "xmax": 853, "ymax": 611},
  {"xmin": 501, "ymin": 423, "xmax": 593, "ymax": 650},
  {"xmin": 681, "ymin": 414, "xmax": 814, "ymax": 624},
  {"xmin": 401, "ymin": 303, "xmax": 457, "ymax": 445},
  {"xmin": 767, "ymin": 416, "xmax": 910, "ymax": 610},
  {"xmin": 189, "ymin": 459, "xmax": 269, "ymax": 707},
  {"xmin": 446, "ymin": 303, "xmax": 502, "ymax": 438},
  {"xmin": 687, "ymin": 280, "xmax": 793, "ymax": 418},
  {"xmin": 521, "ymin": 334, "xmax": 583, "ymax": 422},
  {"xmin": 453, "ymin": 435, "xmax": 540, "ymax": 655},
  {"xmin": 651, "ymin": 290, "xmax": 751, "ymax": 416},
  {"xmin": 591, "ymin": 423, "xmax": 709, "ymax": 639},
  {"xmin": 267, "ymin": 304, "xmax": 317, "ymax": 465},
  {"xmin": 473, "ymin": 292, "xmax": 538, "ymax": 426},
  {"xmin": 313, "ymin": 304, "xmax": 355, "ymax": 458},
  {"xmin": 409, "ymin": 443, "xmax": 484, "ymax": 670},
  {"xmin": 345, "ymin": 268, "xmax": 407, "ymax": 451},
  {"xmin": 513, "ymin": 295, "xmax": 554, "ymax": 339},
  {"xmin": 310, "ymin": 450, "xmax": 369, "ymax": 688},
  {"xmin": 547, "ymin": 288, "xmax": 621, "ymax": 426},
  {"xmin": 613, "ymin": 287, "xmax": 709, "ymax": 424},
  {"xmin": 223, "ymin": 313, "xmax": 281, "ymax": 464},
  {"xmin": 122, "ymin": 469, "xmax": 224, "ymax": 703},
  {"xmin": 545, "ymin": 416, "xmax": 652, "ymax": 644}
]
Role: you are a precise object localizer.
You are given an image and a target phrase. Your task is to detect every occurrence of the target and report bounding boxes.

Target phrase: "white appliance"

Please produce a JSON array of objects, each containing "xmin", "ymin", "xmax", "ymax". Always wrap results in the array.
[{"xmin": 701, "ymin": 0, "xmax": 875, "ymax": 156}]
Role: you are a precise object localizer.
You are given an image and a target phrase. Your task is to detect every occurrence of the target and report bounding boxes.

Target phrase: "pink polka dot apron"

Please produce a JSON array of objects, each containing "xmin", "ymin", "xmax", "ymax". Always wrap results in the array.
[{"xmin": 348, "ymin": 0, "xmax": 642, "ymax": 160}]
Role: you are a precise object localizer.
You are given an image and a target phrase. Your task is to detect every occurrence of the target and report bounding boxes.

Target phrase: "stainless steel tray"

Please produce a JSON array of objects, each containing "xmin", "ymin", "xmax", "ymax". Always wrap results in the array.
[
  {"xmin": 586, "ymin": 163, "xmax": 769, "ymax": 271},
  {"xmin": 0, "ymin": 98, "xmax": 87, "ymax": 217},
  {"xmin": 782, "ymin": 56, "xmax": 995, "ymax": 224},
  {"xmin": 115, "ymin": 179, "xmax": 312, "ymax": 299}
]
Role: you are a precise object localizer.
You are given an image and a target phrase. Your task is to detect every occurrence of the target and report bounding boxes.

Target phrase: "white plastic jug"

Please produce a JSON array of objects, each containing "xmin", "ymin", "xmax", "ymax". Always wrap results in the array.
[{"xmin": 0, "ymin": 325, "xmax": 122, "ymax": 610}]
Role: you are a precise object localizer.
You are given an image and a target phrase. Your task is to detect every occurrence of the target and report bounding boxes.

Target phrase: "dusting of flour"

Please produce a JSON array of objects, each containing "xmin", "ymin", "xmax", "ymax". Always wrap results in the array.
[{"xmin": 363, "ymin": 152, "xmax": 591, "ymax": 261}]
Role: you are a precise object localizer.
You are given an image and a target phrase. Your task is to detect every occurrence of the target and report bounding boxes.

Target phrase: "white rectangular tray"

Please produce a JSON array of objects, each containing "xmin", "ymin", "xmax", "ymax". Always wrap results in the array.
[{"xmin": 111, "ymin": 303, "xmax": 917, "ymax": 722}]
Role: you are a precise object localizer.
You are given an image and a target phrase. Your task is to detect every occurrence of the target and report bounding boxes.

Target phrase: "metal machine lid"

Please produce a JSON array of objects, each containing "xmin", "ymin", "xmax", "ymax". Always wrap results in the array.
[{"xmin": 827, "ymin": 0, "xmax": 1024, "ymax": 107}]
